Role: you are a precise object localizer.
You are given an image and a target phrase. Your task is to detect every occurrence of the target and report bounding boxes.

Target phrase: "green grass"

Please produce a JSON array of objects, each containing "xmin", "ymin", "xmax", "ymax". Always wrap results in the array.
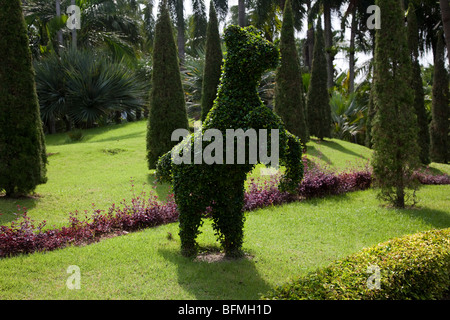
[
  {"xmin": 0, "ymin": 186, "xmax": 448, "ymax": 299},
  {"xmin": 0, "ymin": 120, "xmax": 449, "ymax": 300}
]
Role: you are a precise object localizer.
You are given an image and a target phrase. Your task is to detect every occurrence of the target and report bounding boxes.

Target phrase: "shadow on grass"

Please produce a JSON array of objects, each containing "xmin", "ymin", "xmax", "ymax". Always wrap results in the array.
[
  {"xmin": 45, "ymin": 121, "xmax": 146, "ymax": 146},
  {"xmin": 419, "ymin": 164, "xmax": 449, "ymax": 176},
  {"xmin": 0, "ymin": 194, "xmax": 39, "ymax": 225},
  {"xmin": 86, "ymin": 131, "xmax": 145, "ymax": 144},
  {"xmin": 320, "ymin": 140, "xmax": 369, "ymax": 160},
  {"xmin": 306, "ymin": 144, "xmax": 333, "ymax": 165},
  {"xmin": 159, "ymin": 247, "xmax": 271, "ymax": 300},
  {"xmin": 397, "ymin": 206, "xmax": 450, "ymax": 230}
]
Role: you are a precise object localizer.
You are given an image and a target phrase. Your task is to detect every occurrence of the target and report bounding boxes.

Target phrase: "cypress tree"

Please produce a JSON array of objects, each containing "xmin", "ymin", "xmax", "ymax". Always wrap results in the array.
[
  {"xmin": 200, "ymin": 1, "xmax": 223, "ymax": 122},
  {"xmin": 407, "ymin": 3, "xmax": 430, "ymax": 165},
  {"xmin": 147, "ymin": 3, "xmax": 189, "ymax": 169},
  {"xmin": 429, "ymin": 31, "xmax": 449, "ymax": 164},
  {"xmin": 0, "ymin": 0, "xmax": 48, "ymax": 197},
  {"xmin": 274, "ymin": 0, "xmax": 309, "ymax": 146},
  {"xmin": 371, "ymin": 0, "xmax": 420, "ymax": 208},
  {"xmin": 306, "ymin": 17, "xmax": 331, "ymax": 141}
]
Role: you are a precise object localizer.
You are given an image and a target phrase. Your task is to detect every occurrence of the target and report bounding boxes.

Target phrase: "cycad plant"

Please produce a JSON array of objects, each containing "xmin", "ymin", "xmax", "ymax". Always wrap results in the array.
[
  {"xmin": 34, "ymin": 49, "xmax": 147, "ymax": 130},
  {"xmin": 182, "ymin": 47, "xmax": 206, "ymax": 119},
  {"xmin": 330, "ymin": 91, "xmax": 366, "ymax": 142}
]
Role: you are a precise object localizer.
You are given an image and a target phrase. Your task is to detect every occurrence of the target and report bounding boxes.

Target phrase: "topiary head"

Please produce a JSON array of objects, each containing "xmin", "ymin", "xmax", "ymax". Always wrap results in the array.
[{"xmin": 223, "ymin": 25, "xmax": 279, "ymax": 82}]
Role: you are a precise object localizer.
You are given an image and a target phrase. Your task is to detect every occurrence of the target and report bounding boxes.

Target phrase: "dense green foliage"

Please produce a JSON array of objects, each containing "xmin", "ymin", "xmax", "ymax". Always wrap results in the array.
[
  {"xmin": 264, "ymin": 228, "xmax": 450, "ymax": 300},
  {"xmin": 156, "ymin": 26, "xmax": 304, "ymax": 258},
  {"xmin": 34, "ymin": 49, "xmax": 147, "ymax": 131},
  {"xmin": 0, "ymin": 0, "xmax": 47, "ymax": 197},
  {"xmin": 274, "ymin": 0, "xmax": 309, "ymax": 147},
  {"xmin": 147, "ymin": 3, "xmax": 189, "ymax": 169},
  {"xmin": 200, "ymin": 2, "xmax": 223, "ymax": 122},
  {"xmin": 407, "ymin": 4, "xmax": 430, "ymax": 165},
  {"xmin": 371, "ymin": 0, "xmax": 420, "ymax": 208},
  {"xmin": 306, "ymin": 18, "xmax": 331, "ymax": 141},
  {"xmin": 429, "ymin": 31, "xmax": 449, "ymax": 164}
]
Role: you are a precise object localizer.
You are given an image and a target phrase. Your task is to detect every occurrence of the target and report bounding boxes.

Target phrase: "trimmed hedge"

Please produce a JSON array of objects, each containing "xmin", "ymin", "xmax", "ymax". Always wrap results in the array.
[{"xmin": 263, "ymin": 228, "xmax": 450, "ymax": 300}]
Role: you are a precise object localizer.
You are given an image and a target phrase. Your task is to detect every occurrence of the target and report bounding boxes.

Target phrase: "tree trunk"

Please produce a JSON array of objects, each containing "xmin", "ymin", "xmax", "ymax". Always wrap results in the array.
[
  {"xmin": 238, "ymin": 0, "xmax": 246, "ymax": 27},
  {"xmin": 439, "ymin": 0, "xmax": 450, "ymax": 66},
  {"xmin": 305, "ymin": 27, "xmax": 314, "ymax": 71},
  {"xmin": 71, "ymin": 0, "xmax": 77, "ymax": 49},
  {"xmin": 348, "ymin": 8, "xmax": 357, "ymax": 93},
  {"xmin": 55, "ymin": 0, "xmax": 63, "ymax": 49},
  {"xmin": 48, "ymin": 117, "xmax": 56, "ymax": 134},
  {"xmin": 323, "ymin": 2, "xmax": 334, "ymax": 89},
  {"xmin": 177, "ymin": 24, "xmax": 185, "ymax": 62},
  {"xmin": 176, "ymin": 0, "xmax": 185, "ymax": 62}
]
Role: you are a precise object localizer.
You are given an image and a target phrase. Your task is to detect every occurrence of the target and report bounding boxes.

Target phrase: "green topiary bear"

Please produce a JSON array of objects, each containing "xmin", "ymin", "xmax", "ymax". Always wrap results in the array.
[{"xmin": 156, "ymin": 25, "xmax": 304, "ymax": 258}]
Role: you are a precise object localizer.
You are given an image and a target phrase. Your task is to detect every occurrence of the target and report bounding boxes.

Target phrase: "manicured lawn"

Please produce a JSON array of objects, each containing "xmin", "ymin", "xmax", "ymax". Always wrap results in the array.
[
  {"xmin": 0, "ymin": 186, "xmax": 448, "ymax": 299},
  {"xmin": 0, "ymin": 121, "xmax": 449, "ymax": 299}
]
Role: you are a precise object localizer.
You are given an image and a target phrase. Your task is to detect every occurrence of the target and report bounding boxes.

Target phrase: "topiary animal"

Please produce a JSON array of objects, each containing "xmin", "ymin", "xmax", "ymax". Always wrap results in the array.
[{"xmin": 156, "ymin": 25, "xmax": 304, "ymax": 258}]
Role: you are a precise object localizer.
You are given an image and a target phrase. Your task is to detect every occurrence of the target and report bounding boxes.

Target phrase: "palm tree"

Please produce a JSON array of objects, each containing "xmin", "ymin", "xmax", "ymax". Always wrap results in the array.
[
  {"xmin": 22, "ymin": 0, "xmax": 69, "ymax": 57},
  {"xmin": 341, "ymin": 0, "xmax": 375, "ymax": 93},
  {"xmin": 23, "ymin": 0, "xmax": 143, "ymax": 62},
  {"xmin": 439, "ymin": 0, "xmax": 450, "ymax": 65},
  {"xmin": 248, "ymin": 0, "xmax": 306, "ymax": 41},
  {"xmin": 169, "ymin": 0, "xmax": 228, "ymax": 62},
  {"xmin": 311, "ymin": 0, "xmax": 346, "ymax": 88},
  {"xmin": 56, "ymin": 0, "xmax": 63, "ymax": 48}
]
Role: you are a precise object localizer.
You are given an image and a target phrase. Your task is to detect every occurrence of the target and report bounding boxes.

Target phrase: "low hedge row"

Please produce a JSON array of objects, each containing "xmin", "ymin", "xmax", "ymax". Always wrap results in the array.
[{"xmin": 263, "ymin": 228, "xmax": 450, "ymax": 300}]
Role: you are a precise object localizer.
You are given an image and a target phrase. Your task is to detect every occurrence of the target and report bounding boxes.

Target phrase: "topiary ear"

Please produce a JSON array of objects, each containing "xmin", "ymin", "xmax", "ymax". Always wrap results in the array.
[{"xmin": 224, "ymin": 25, "xmax": 246, "ymax": 49}]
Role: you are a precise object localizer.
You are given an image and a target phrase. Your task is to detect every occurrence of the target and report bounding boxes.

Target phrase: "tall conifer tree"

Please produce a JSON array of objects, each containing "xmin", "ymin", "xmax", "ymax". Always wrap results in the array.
[
  {"xmin": 200, "ymin": 1, "xmax": 223, "ymax": 122},
  {"xmin": 274, "ymin": 0, "xmax": 309, "ymax": 146},
  {"xmin": 407, "ymin": 3, "xmax": 430, "ymax": 165},
  {"xmin": 0, "ymin": 0, "xmax": 48, "ymax": 197},
  {"xmin": 147, "ymin": 2, "xmax": 189, "ymax": 169},
  {"xmin": 306, "ymin": 17, "xmax": 331, "ymax": 140},
  {"xmin": 429, "ymin": 31, "xmax": 449, "ymax": 164},
  {"xmin": 371, "ymin": 0, "xmax": 420, "ymax": 208}
]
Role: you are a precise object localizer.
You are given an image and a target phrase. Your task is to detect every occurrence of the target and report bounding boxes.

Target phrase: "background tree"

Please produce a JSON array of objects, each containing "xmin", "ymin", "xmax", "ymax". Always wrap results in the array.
[
  {"xmin": 310, "ymin": 0, "xmax": 345, "ymax": 89},
  {"xmin": 0, "ymin": 0, "xmax": 48, "ymax": 197},
  {"xmin": 306, "ymin": 17, "xmax": 331, "ymax": 140},
  {"xmin": 188, "ymin": 0, "xmax": 208, "ymax": 53},
  {"xmin": 23, "ymin": 0, "xmax": 142, "ymax": 63},
  {"xmin": 274, "ymin": 0, "xmax": 309, "ymax": 146},
  {"xmin": 147, "ymin": 2, "xmax": 189, "ymax": 169},
  {"xmin": 341, "ymin": 0, "xmax": 375, "ymax": 94},
  {"xmin": 439, "ymin": 0, "xmax": 450, "ymax": 65},
  {"xmin": 200, "ymin": 1, "xmax": 223, "ymax": 122},
  {"xmin": 371, "ymin": 0, "xmax": 420, "ymax": 208},
  {"xmin": 429, "ymin": 31, "xmax": 449, "ymax": 164},
  {"xmin": 238, "ymin": 0, "xmax": 246, "ymax": 26},
  {"xmin": 407, "ymin": 3, "xmax": 430, "ymax": 165},
  {"xmin": 249, "ymin": 0, "xmax": 306, "ymax": 41}
]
